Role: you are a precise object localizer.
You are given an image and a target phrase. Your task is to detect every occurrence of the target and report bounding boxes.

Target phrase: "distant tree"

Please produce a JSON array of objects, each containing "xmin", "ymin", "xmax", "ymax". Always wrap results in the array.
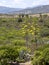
[
  {"xmin": 17, "ymin": 17, "xmax": 22, "ymax": 22},
  {"xmin": 21, "ymin": 14, "xmax": 24, "ymax": 18},
  {"xmin": 25, "ymin": 14, "xmax": 29, "ymax": 18},
  {"xmin": 39, "ymin": 13, "xmax": 43, "ymax": 22}
]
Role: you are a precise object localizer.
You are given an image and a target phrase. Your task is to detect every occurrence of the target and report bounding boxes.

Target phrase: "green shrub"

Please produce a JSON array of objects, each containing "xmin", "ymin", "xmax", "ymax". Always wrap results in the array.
[
  {"xmin": 32, "ymin": 47, "xmax": 49, "ymax": 65},
  {"xmin": 43, "ymin": 48, "xmax": 49, "ymax": 63},
  {"xmin": 17, "ymin": 18, "xmax": 22, "ymax": 22}
]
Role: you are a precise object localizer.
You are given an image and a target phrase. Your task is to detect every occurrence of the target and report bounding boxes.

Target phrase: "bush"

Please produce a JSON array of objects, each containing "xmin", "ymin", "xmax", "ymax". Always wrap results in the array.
[
  {"xmin": 0, "ymin": 45, "xmax": 30, "ymax": 64},
  {"xmin": 16, "ymin": 58, "xmax": 25, "ymax": 63},
  {"xmin": 17, "ymin": 18, "xmax": 22, "ymax": 22},
  {"xmin": 32, "ymin": 51, "xmax": 44, "ymax": 65},
  {"xmin": 0, "ymin": 47, "xmax": 19, "ymax": 65},
  {"xmin": 43, "ymin": 48, "xmax": 49, "ymax": 63},
  {"xmin": 32, "ymin": 48, "xmax": 49, "ymax": 65}
]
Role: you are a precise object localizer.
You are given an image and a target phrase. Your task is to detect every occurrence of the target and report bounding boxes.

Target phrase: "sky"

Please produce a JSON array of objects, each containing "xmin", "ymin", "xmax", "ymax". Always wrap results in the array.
[{"xmin": 0, "ymin": 0, "xmax": 49, "ymax": 8}]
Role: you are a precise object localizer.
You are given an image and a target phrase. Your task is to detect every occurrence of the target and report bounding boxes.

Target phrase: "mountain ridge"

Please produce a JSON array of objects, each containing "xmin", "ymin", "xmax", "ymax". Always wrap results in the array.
[
  {"xmin": 12, "ymin": 5, "xmax": 49, "ymax": 14},
  {"xmin": 0, "ymin": 5, "xmax": 49, "ymax": 14},
  {"xmin": 0, "ymin": 6, "xmax": 22, "ymax": 14}
]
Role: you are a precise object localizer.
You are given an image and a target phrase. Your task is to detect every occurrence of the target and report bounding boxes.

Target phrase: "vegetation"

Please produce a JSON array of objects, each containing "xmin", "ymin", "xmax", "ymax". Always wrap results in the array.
[
  {"xmin": 32, "ymin": 44, "xmax": 49, "ymax": 65},
  {"xmin": 0, "ymin": 14, "xmax": 49, "ymax": 65}
]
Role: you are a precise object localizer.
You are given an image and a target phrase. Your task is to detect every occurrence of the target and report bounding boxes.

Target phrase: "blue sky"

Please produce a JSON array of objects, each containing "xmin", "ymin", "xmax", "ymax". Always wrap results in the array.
[{"xmin": 0, "ymin": 0, "xmax": 49, "ymax": 8}]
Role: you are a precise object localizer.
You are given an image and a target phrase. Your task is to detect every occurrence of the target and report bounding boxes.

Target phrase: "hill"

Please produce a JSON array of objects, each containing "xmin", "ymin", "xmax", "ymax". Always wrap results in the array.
[
  {"xmin": 0, "ymin": 5, "xmax": 49, "ymax": 14},
  {"xmin": 0, "ymin": 6, "xmax": 22, "ymax": 14},
  {"xmin": 0, "ymin": 14, "xmax": 49, "ymax": 64},
  {"xmin": 0, "ymin": 15, "xmax": 49, "ymax": 46},
  {"xmin": 13, "ymin": 5, "xmax": 49, "ymax": 14}
]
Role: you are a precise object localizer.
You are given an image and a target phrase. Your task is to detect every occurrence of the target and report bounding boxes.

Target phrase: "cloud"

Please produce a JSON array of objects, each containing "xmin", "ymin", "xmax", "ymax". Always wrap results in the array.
[
  {"xmin": 32, "ymin": 0, "xmax": 49, "ymax": 7},
  {"xmin": 0, "ymin": 0, "xmax": 27, "ymax": 8},
  {"xmin": 0, "ymin": 0, "xmax": 49, "ymax": 8}
]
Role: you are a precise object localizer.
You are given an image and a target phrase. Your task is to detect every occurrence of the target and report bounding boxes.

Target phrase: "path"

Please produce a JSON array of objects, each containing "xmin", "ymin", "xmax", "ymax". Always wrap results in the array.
[{"xmin": 20, "ymin": 61, "xmax": 32, "ymax": 65}]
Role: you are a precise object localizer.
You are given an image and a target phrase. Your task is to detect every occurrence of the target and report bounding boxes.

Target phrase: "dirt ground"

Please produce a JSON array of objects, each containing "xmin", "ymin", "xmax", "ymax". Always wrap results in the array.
[{"xmin": 20, "ymin": 61, "xmax": 32, "ymax": 65}]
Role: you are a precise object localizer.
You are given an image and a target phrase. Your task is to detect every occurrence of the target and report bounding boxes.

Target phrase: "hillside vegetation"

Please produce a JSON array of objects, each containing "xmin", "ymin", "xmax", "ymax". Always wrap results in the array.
[{"xmin": 0, "ymin": 14, "xmax": 49, "ymax": 65}]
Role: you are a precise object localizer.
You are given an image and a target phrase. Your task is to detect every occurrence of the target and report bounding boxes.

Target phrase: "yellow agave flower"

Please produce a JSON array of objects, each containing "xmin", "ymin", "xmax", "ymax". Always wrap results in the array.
[
  {"xmin": 33, "ymin": 27, "xmax": 36, "ymax": 30},
  {"xmin": 23, "ymin": 32, "xmax": 25, "ymax": 34},
  {"xmin": 32, "ymin": 32, "xmax": 34, "ymax": 35},
  {"xmin": 22, "ymin": 28, "xmax": 24, "ymax": 30},
  {"xmin": 24, "ymin": 25, "xmax": 27, "ymax": 28},
  {"xmin": 30, "ymin": 30, "xmax": 33, "ymax": 33}
]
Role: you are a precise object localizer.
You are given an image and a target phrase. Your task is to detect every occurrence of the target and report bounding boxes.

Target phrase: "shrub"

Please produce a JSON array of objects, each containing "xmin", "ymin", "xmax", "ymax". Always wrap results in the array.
[
  {"xmin": 17, "ymin": 18, "xmax": 22, "ymax": 22},
  {"xmin": 43, "ymin": 48, "xmax": 49, "ymax": 63},
  {"xmin": 32, "ymin": 47, "xmax": 49, "ymax": 65}
]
